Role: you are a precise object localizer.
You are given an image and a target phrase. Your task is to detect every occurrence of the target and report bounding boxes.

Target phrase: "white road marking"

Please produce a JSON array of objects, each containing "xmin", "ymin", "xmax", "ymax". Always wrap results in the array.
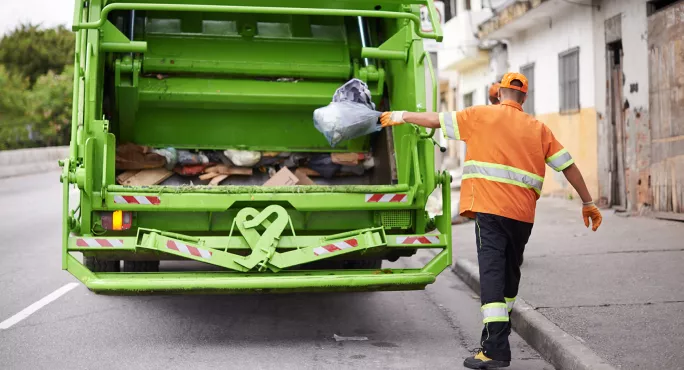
[{"xmin": 0, "ymin": 283, "xmax": 79, "ymax": 330}]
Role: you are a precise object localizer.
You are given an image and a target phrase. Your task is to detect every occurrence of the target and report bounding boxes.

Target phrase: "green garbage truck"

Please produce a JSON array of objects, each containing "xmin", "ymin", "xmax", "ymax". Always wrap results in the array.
[{"xmin": 60, "ymin": 0, "xmax": 452, "ymax": 293}]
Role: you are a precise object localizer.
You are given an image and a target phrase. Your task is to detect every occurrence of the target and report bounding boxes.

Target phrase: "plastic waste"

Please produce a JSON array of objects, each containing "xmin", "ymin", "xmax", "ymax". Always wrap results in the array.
[
  {"xmin": 203, "ymin": 150, "xmax": 232, "ymax": 166},
  {"xmin": 313, "ymin": 101, "xmax": 381, "ymax": 147},
  {"xmin": 340, "ymin": 165, "xmax": 365, "ymax": 176},
  {"xmin": 151, "ymin": 147, "xmax": 178, "ymax": 170},
  {"xmin": 308, "ymin": 154, "xmax": 341, "ymax": 179},
  {"xmin": 177, "ymin": 150, "xmax": 209, "ymax": 166},
  {"xmin": 362, "ymin": 156, "xmax": 375, "ymax": 170},
  {"xmin": 224, "ymin": 149, "xmax": 261, "ymax": 167},
  {"xmin": 174, "ymin": 164, "xmax": 211, "ymax": 176},
  {"xmin": 333, "ymin": 78, "xmax": 375, "ymax": 109},
  {"xmin": 283, "ymin": 153, "xmax": 307, "ymax": 168}
]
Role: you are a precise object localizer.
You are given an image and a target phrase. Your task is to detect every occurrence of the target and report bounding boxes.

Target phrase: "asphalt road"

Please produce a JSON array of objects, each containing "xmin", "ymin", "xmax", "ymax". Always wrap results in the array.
[{"xmin": 0, "ymin": 171, "xmax": 553, "ymax": 370}]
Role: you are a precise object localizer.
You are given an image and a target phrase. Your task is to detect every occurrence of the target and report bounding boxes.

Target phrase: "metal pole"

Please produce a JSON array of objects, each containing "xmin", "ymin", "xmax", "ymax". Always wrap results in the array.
[
  {"xmin": 129, "ymin": 10, "xmax": 136, "ymax": 57},
  {"xmin": 357, "ymin": 16, "xmax": 370, "ymax": 66}
]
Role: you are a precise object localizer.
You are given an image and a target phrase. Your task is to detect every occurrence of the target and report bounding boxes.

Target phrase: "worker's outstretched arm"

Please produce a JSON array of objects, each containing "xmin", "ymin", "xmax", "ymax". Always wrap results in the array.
[
  {"xmin": 562, "ymin": 163, "xmax": 603, "ymax": 231},
  {"xmin": 380, "ymin": 111, "xmax": 440, "ymax": 129}
]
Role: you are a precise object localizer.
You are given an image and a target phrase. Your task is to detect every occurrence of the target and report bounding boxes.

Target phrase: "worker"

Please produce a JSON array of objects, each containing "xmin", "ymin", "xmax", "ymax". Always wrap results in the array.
[
  {"xmin": 380, "ymin": 72, "xmax": 603, "ymax": 369},
  {"xmin": 488, "ymin": 80, "xmax": 529, "ymax": 267},
  {"xmin": 488, "ymin": 82, "xmax": 500, "ymax": 105}
]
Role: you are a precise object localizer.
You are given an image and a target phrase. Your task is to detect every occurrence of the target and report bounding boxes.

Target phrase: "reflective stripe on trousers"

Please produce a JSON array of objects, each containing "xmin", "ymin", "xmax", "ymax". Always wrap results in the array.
[
  {"xmin": 439, "ymin": 112, "xmax": 459, "ymax": 140},
  {"xmin": 505, "ymin": 297, "xmax": 515, "ymax": 312},
  {"xmin": 481, "ymin": 302, "xmax": 509, "ymax": 324},
  {"xmin": 546, "ymin": 149, "xmax": 574, "ymax": 171},
  {"xmin": 463, "ymin": 160, "xmax": 543, "ymax": 194}
]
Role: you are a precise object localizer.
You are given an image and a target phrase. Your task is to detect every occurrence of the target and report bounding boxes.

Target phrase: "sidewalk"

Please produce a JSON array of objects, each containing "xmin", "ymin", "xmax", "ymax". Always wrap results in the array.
[{"xmin": 452, "ymin": 197, "xmax": 684, "ymax": 369}]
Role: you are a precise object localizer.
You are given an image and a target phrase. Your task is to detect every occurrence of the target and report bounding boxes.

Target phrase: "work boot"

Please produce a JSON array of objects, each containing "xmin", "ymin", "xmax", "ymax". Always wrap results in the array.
[{"xmin": 463, "ymin": 350, "xmax": 510, "ymax": 369}]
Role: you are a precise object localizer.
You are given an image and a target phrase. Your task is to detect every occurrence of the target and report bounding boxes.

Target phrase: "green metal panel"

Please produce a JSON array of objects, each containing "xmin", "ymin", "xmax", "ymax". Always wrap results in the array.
[
  {"xmin": 67, "ymin": 254, "xmax": 436, "ymax": 293},
  {"xmin": 68, "ymin": 233, "xmax": 446, "ymax": 252},
  {"xmin": 143, "ymin": 35, "xmax": 351, "ymax": 78},
  {"xmin": 127, "ymin": 77, "xmax": 369, "ymax": 150}
]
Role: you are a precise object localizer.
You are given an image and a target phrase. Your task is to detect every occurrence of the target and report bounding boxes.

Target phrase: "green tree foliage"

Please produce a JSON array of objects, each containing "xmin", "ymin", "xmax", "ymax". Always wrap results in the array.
[
  {"xmin": 26, "ymin": 67, "xmax": 74, "ymax": 147},
  {"xmin": 0, "ymin": 24, "xmax": 74, "ymax": 149},
  {"xmin": 0, "ymin": 24, "xmax": 74, "ymax": 86},
  {"xmin": 0, "ymin": 65, "xmax": 30, "ymax": 150}
]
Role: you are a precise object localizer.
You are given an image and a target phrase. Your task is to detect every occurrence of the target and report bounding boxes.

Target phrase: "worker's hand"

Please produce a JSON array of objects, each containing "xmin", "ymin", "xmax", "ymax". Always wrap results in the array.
[
  {"xmin": 380, "ymin": 111, "xmax": 406, "ymax": 127},
  {"xmin": 582, "ymin": 202, "xmax": 602, "ymax": 231}
]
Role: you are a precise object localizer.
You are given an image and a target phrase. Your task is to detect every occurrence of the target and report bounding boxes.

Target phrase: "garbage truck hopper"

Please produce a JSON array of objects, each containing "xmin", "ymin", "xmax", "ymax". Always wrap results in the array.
[{"xmin": 61, "ymin": 0, "xmax": 452, "ymax": 294}]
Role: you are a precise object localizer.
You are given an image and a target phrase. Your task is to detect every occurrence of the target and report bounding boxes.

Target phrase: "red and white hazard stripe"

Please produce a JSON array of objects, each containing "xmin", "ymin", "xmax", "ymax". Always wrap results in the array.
[
  {"xmin": 365, "ymin": 194, "xmax": 408, "ymax": 203},
  {"xmin": 396, "ymin": 236, "xmax": 440, "ymax": 245},
  {"xmin": 76, "ymin": 238, "xmax": 124, "ymax": 247},
  {"xmin": 113, "ymin": 195, "xmax": 161, "ymax": 205},
  {"xmin": 313, "ymin": 239, "xmax": 359, "ymax": 256},
  {"xmin": 165, "ymin": 240, "xmax": 212, "ymax": 259}
]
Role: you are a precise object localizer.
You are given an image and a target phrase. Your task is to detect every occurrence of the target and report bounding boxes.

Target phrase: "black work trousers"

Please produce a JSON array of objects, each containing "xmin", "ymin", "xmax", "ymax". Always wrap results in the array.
[{"xmin": 475, "ymin": 213, "xmax": 533, "ymax": 361}]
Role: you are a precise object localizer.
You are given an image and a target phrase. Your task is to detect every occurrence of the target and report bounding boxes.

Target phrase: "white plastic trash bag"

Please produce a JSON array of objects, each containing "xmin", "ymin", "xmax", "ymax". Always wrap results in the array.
[
  {"xmin": 313, "ymin": 101, "xmax": 381, "ymax": 147},
  {"xmin": 223, "ymin": 149, "xmax": 261, "ymax": 167}
]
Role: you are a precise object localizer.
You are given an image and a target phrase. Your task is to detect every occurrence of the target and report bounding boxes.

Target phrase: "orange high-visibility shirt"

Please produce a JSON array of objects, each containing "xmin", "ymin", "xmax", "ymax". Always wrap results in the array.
[{"xmin": 440, "ymin": 100, "xmax": 574, "ymax": 223}]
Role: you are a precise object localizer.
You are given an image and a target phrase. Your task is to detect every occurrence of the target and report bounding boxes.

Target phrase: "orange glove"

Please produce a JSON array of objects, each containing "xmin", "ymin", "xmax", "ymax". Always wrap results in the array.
[
  {"xmin": 582, "ymin": 202, "xmax": 602, "ymax": 231},
  {"xmin": 380, "ymin": 111, "xmax": 406, "ymax": 127}
]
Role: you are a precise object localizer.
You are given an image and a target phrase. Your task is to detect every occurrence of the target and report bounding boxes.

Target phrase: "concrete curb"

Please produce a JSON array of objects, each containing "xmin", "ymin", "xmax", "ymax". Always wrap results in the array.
[
  {"xmin": 0, "ymin": 146, "xmax": 68, "ymax": 179},
  {"xmin": 452, "ymin": 258, "xmax": 616, "ymax": 370}
]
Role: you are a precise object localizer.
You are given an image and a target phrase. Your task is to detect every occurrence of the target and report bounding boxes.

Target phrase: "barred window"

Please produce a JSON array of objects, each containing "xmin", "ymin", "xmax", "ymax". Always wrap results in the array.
[{"xmin": 559, "ymin": 47, "xmax": 580, "ymax": 113}]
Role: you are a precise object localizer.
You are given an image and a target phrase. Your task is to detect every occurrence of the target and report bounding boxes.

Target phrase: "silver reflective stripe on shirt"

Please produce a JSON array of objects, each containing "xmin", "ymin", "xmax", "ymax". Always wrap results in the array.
[
  {"xmin": 439, "ymin": 112, "xmax": 459, "ymax": 140},
  {"xmin": 546, "ymin": 149, "xmax": 574, "ymax": 171},
  {"xmin": 481, "ymin": 303, "xmax": 509, "ymax": 324},
  {"xmin": 463, "ymin": 161, "xmax": 543, "ymax": 194}
]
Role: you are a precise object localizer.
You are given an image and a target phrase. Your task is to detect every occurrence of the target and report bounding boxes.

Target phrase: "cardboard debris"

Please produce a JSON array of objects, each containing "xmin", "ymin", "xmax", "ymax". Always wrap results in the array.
[
  {"xmin": 116, "ymin": 143, "xmax": 166, "ymax": 170},
  {"xmin": 118, "ymin": 168, "xmax": 173, "ymax": 186},
  {"xmin": 331, "ymin": 152, "xmax": 360, "ymax": 166},
  {"xmin": 263, "ymin": 167, "xmax": 299, "ymax": 186},
  {"xmin": 294, "ymin": 168, "xmax": 315, "ymax": 185},
  {"xmin": 209, "ymin": 174, "xmax": 228, "ymax": 185},
  {"xmin": 297, "ymin": 167, "xmax": 322, "ymax": 177},
  {"xmin": 199, "ymin": 172, "xmax": 221, "ymax": 181},
  {"xmin": 205, "ymin": 164, "xmax": 253, "ymax": 176},
  {"xmin": 116, "ymin": 170, "xmax": 139, "ymax": 184}
]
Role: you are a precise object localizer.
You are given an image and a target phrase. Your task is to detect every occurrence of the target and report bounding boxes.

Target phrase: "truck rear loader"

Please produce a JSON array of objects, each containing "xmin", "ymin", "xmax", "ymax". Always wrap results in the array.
[{"xmin": 60, "ymin": 0, "xmax": 452, "ymax": 294}]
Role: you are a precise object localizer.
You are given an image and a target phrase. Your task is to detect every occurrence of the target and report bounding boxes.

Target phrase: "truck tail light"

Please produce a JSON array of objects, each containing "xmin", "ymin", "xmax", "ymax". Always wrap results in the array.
[{"xmin": 100, "ymin": 210, "xmax": 133, "ymax": 230}]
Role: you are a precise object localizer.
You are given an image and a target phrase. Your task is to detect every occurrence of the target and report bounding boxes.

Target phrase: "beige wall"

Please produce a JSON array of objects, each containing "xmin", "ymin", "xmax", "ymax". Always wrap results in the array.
[{"xmin": 536, "ymin": 108, "xmax": 599, "ymax": 199}]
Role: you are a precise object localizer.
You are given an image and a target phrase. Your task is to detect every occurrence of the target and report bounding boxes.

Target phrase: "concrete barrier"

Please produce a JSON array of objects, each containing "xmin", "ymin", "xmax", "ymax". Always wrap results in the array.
[{"xmin": 0, "ymin": 146, "xmax": 69, "ymax": 179}]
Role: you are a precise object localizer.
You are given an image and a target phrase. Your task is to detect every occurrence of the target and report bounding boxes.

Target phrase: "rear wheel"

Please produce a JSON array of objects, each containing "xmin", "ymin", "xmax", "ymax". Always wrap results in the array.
[
  {"xmin": 122, "ymin": 261, "xmax": 160, "ymax": 272},
  {"xmin": 83, "ymin": 256, "xmax": 120, "ymax": 272}
]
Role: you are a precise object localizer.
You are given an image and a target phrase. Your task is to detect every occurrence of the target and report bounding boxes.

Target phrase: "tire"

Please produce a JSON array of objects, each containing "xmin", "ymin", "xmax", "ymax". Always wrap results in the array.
[
  {"xmin": 345, "ymin": 260, "xmax": 382, "ymax": 269},
  {"xmin": 122, "ymin": 260, "xmax": 160, "ymax": 272},
  {"xmin": 83, "ymin": 256, "xmax": 120, "ymax": 272}
]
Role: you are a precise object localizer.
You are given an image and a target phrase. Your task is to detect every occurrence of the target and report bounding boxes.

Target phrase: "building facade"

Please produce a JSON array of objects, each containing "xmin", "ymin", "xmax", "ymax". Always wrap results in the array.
[
  {"xmin": 434, "ymin": 0, "xmax": 683, "ymax": 215},
  {"xmin": 592, "ymin": 0, "xmax": 684, "ymax": 215},
  {"xmin": 437, "ymin": 0, "xmax": 495, "ymax": 169}
]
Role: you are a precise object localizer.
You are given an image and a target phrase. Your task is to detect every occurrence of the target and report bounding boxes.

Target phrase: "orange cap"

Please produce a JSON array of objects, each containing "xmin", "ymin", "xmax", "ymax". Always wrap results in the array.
[
  {"xmin": 500, "ymin": 72, "xmax": 528, "ymax": 94},
  {"xmin": 488, "ymin": 83, "xmax": 500, "ymax": 101}
]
